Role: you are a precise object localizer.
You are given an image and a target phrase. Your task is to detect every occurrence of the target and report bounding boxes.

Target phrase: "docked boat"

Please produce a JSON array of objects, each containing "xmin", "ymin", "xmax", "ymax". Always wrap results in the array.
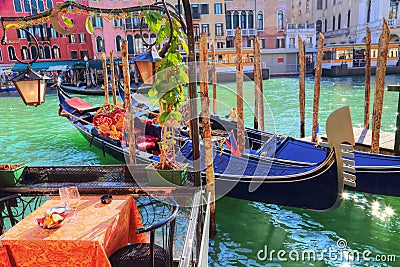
[
  {"xmin": 60, "ymin": 82, "xmax": 152, "ymax": 95},
  {"xmin": 321, "ymin": 43, "xmax": 400, "ymax": 76},
  {"xmin": 57, "ymin": 87, "xmax": 354, "ymax": 211}
]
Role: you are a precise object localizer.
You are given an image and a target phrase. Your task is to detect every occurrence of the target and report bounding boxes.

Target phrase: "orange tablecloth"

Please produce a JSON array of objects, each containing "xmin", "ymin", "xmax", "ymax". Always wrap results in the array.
[{"xmin": 0, "ymin": 195, "xmax": 146, "ymax": 267}]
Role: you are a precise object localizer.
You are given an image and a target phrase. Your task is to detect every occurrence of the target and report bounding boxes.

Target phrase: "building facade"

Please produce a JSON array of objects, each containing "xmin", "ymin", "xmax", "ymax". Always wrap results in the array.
[{"xmin": 0, "ymin": 0, "xmax": 94, "ymax": 68}]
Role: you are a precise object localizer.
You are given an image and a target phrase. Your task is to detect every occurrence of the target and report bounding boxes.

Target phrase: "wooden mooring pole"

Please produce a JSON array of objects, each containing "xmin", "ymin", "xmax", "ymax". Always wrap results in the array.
[
  {"xmin": 122, "ymin": 41, "xmax": 135, "ymax": 164},
  {"xmin": 253, "ymin": 38, "xmax": 259, "ymax": 130},
  {"xmin": 256, "ymin": 37, "xmax": 265, "ymax": 131},
  {"xmin": 236, "ymin": 27, "xmax": 245, "ymax": 154},
  {"xmin": 364, "ymin": 27, "xmax": 371, "ymax": 129},
  {"xmin": 109, "ymin": 50, "xmax": 118, "ymax": 106},
  {"xmin": 101, "ymin": 53, "xmax": 110, "ymax": 105},
  {"xmin": 211, "ymin": 42, "xmax": 217, "ymax": 115},
  {"xmin": 200, "ymin": 34, "xmax": 216, "ymax": 234},
  {"xmin": 371, "ymin": 18, "xmax": 390, "ymax": 154},
  {"xmin": 311, "ymin": 33, "xmax": 324, "ymax": 143},
  {"xmin": 298, "ymin": 35, "xmax": 306, "ymax": 138}
]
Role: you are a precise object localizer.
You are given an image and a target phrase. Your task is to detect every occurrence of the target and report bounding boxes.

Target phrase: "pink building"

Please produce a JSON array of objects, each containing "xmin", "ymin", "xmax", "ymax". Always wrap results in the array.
[
  {"xmin": 224, "ymin": 0, "xmax": 287, "ymax": 49},
  {"xmin": 88, "ymin": 0, "xmax": 155, "ymax": 60}
]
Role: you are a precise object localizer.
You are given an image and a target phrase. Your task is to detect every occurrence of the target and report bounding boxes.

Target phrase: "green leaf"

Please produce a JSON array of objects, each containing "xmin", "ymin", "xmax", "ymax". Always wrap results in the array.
[
  {"xmin": 158, "ymin": 111, "xmax": 170, "ymax": 123},
  {"xmin": 178, "ymin": 66, "xmax": 189, "ymax": 84},
  {"xmin": 85, "ymin": 17, "xmax": 94, "ymax": 34},
  {"xmin": 170, "ymin": 110, "xmax": 182, "ymax": 121},
  {"xmin": 181, "ymin": 40, "xmax": 189, "ymax": 55},
  {"xmin": 148, "ymin": 88, "xmax": 158, "ymax": 98},
  {"xmin": 62, "ymin": 16, "xmax": 74, "ymax": 28}
]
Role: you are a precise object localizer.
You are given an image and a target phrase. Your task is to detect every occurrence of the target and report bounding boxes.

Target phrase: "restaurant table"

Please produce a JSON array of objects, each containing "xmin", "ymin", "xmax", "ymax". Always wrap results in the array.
[{"xmin": 0, "ymin": 195, "xmax": 146, "ymax": 267}]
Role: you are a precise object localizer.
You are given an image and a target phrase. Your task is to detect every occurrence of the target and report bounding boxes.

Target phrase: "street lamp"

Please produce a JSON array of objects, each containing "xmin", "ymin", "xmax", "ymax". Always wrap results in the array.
[
  {"xmin": 130, "ymin": 50, "xmax": 160, "ymax": 85},
  {"xmin": 1, "ymin": 25, "xmax": 50, "ymax": 106}
]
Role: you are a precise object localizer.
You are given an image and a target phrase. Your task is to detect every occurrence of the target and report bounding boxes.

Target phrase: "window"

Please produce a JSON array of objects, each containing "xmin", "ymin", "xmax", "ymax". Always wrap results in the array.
[
  {"xmin": 324, "ymin": 18, "xmax": 327, "ymax": 32},
  {"xmin": 8, "ymin": 46, "xmax": 16, "ymax": 60},
  {"xmin": 276, "ymin": 38, "xmax": 285, "ymax": 48},
  {"xmin": 92, "ymin": 17, "xmax": 103, "ymax": 28},
  {"xmin": 52, "ymin": 45, "xmax": 60, "ymax": 59},
  {"xmin": 260, "ymin": 38, "xmax": 266, "ymax": 49},
  {"xmin": 125, "ymin": 18, "xmax": 133, "ymax": 30},
  {"xmin": 338, "ymin": 13, "xmax": 341, "ymax": 29},
  {"xmin": 241, "ymin": 11, "xmax": 247, "ymax": 28},
  {"xmin": 79, "ymin": 33, "xmax": 86, "ymax": 43},
  {"xmin": 0, "ymin": 49, "xmax": 2, "ymax": 61},
  {"xmin": 69, "ymin": 34, "xmax": 77, "ymax": 43},
  {"xmin": 317, "ymin": 0, "xmax": 322, "ymax": 10},
  {"xmin": 14, "ymin": 0, "xmax": 22, "ymax": 12},
  {"xmin": 215, "ymin": 23, "xmax": 224, "ymax": 36},
  {"xmin": 21, "ymin": 46, "xmax": 30, "ymax": 60},
  {"xmin": 96, "ymin": 36, "xmax": 105, "ymax": 52},
  {"xmin": 248, "ymin": 11, "xmax": 254, "ymax": 28},
  {"xmin": 233, "ymin": 11, "xmax": 239, "ymax": 28},
  {"xmin": 39, "ymin": 46, "xmax": 44, "ymax": 59},
  {"xmin": 226, "ymin": 39, "xmax": 234, "ymax": 48},
  {"xmin": 127, "ymin": 34, "xmax": 135, "ymax": 55},
  {"xmin": 257, "ymin": 11, "xmax": 263, "ymax": 30},
  {"xmin": 23, "ymin": 0, "xmax": 31, "ymax": 12},
  {"xmin": 289, "ymin": 38, "xmax": 295, "ymax": 48},
  {"xmin": 114, "ymin": 18, "xmax": 122, "ymax": 27},
  {"xmin": 347, "ymin": 10, "xmax": 351, "ymax": 27},
  {"xmin": 316, "ymin": 20, "xmax": 322, "ymax": 33},
  {"xmin": 333, "ymin": 0, "xmax": 336, "ymax": 4},
  {"xmin": 217, "ymin": 42, "xmax": 224, "ymax": 48},
  {"xmin": 201, "ymin": 4, "xmax": 209, "ymax": 15},
  {"xmin": 226, "ymin": 11, "xmax": 232, "ymax": 29},
  {"xmin": 46, "ymin": 0, "xmax": 52, "ymax": 9},
  {"xmin": 116, "ymin": 35, "xmax": 123, "ymax": 52},
  {"xmin": 389, "ymin": 0, "xmax": 398, "ymax": 19},
  {"xmin": 214, "ymin": 3, "xmax": 222, "ymax": 14},
  {"xmin": 277, "ymin": 10, "xmax": 284, "ymax": 31},
  {"xmin": 201, "ymin": 24, "xmax": 209, "ymax": 36},
  {"xmin": 71, "ymin": 51, "xmax": 78, "ymax": 59},
  {"xmin": 30, "ymin": 46, "xmax": 37, "ymax": 59},
  {"xmin": 367, "ymin": 0, "xmax": 371, "ymax": 23},
  {"xmin": 332, "ymin": 16, "xmax": 335, "ymax": 31},
  {"xmin": 194, "ymin": 24, "xmax": 200, "ymax": 40},
  {"xmin": 175, "ymin": 4, "xmax": 182, "ymax": 13},
  {"xmin": 44, "ymin": 45, "xmax": 51, "ymax": 59},
  {"xmin": 38, "ymin": 0, "xmax": 44, "ymax": 11},
  {"xmin": 191, "ymin": 4, "xmax": 200, "ymax": 19}
]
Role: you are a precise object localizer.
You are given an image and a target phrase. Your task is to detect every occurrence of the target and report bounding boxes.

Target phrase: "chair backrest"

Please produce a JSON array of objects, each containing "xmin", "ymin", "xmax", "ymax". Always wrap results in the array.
[
  {"xmin": 0, "ymin": 194, "xmax": 22, "ymax": 234},
  {"xmin": 136, "ymin": 197, "xmax": 180, "ymax": 267}
]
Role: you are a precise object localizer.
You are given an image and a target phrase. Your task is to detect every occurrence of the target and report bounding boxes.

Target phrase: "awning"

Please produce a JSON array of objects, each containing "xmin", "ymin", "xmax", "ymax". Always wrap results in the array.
[{"xmin": 47, "ymin": 65, "xmax": 69, "ymax": 71}]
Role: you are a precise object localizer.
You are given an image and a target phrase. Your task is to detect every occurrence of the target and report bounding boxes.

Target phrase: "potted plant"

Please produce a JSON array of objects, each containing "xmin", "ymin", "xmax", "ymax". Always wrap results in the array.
[
  {"xmin": 143, "ymin": 11, "xmax": 189, "ymax": 186},
  {"xmin": 0, "ymin": 164, "xmax": 25, "ymax": 186}
]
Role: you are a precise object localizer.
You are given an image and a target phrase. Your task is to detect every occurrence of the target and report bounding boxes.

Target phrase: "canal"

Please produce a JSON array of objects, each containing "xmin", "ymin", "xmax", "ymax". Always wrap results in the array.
[{"xmin": 0, "ymin": 74, "xmax": 399, "ymax": 266}]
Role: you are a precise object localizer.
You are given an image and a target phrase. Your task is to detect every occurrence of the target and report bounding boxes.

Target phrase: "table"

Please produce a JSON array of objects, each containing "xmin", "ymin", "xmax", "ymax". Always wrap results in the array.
[{"xmin": 0, "ymin": 195, "xmax": 146, "ymax": 267}]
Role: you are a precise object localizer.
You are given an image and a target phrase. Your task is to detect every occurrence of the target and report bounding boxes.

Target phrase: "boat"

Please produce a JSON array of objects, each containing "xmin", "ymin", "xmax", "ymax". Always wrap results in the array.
[
  {"xmin": 57, "ymin": 87, "xmax": 354, "ymax": 211},
  {"xmin": 321, "ymin": 43, "xmax": 400, "ymax": 76},
  {"xmin": 60, "ymin": 82, "xmax": 152, "ymax": 95}
]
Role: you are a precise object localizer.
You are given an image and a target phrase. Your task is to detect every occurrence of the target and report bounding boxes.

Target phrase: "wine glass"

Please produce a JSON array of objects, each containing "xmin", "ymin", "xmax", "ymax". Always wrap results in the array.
[
  {"xmin": 67, "ymin": 186, "xmax": 80, "ymax": 221},
  {"xmin": 59, "ymin": 187, "xmax": 69, "ymax": 208}
]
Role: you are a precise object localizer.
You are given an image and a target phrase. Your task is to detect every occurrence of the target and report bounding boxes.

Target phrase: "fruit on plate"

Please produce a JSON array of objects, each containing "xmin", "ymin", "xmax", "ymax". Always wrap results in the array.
[{"xmin": 37, "ymin": 212, "xmax": 66, "ymax": 229}]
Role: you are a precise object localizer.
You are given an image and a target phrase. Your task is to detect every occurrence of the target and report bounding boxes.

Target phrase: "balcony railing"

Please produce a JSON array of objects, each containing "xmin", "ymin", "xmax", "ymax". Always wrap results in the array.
[
  {"xmin": 286, "ymin": 23, "xmax": 315, "ymax": 33},
  {"xmin": 323, "ymin": 28, "xmax": 350, "ymax": 37},
  {"xmin": 388, "ymin": 18, "xmax": 400, "ymax": 27},
  {"xmin": 226, "ymin": 28, "xmax": 257, "ymax": 37}
]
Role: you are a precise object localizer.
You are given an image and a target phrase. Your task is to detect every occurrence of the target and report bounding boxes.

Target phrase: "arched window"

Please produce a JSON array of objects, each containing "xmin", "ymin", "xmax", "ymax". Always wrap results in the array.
[
  {"xmin": 96, "ymin": 36, "xmax": 105, "ymax": 53},
  {"xmin": 257, "ymin": 11, "xmax": 263, "ymax": 30},
  {"xmin": 338, "ymin": 13, "xmax": 341, "ymax": 29},
  {"xmin": 324, "ymin": 18, "xmax": 328, "ymax": 32},
  {"xmin": 14, "ymin": 0, "xmax": 22, "ymax": 12},
  {"xmin": 21, "ymin": 46, "xmax": 30, "ymax": 60},
  {"xmin": 241, "ymin": 11, "xmax": 247, "ymax": 29},
  {"xmin": 277, "ymin": 10, "xmax": 284, "ymax": 30},
  {"xmin": 316, "ymin": 20, "xmax": 322, "ymax": 33},
  {"xmin": 226, "ymin": 11, "xmax": 232, "ymax": 29},
  {"xmin": 44, "ymin": 45, "xmax": 51, "ymax": 59},
  {"xmin": 332, "ymin": 16, "xmax": 335, "ymax": 31},
  {"xmin": 248, "ymin": 11, "xmax": 254, "ymax": 29},
  {"xmin": 52, "ymin": 45, "xmax": 60, "ymax": 59},
  {"xmin": 150, "ymin": 33, "xmax": 156, "ymax": 45},
  {"xmin": 367, "ymin": 0, "xmax": 371, "ymax": 23},
  {"xmin": 347, "ymin": 10, "xmax": 351, "ymax": 27},
  {"xmin": 134, "ymin": 34, "xmax": 142, "ymax": 54},
  {"xmin": 8, "ymin": 46, "xmax": 16, "ymax": 60},
  {"xmin": 233, "ymin": 11, "xmax": 239, "ymax": 29},
  {"xmin": 0, "ymin": 49, "xmax": 2, "ymax": 61},
  {"xmin": 127, "ymin": 35, "xmax": 135, "ymax": 55},
  {"xmin": 115, "ymin": 35, "xmax": 122, "ymax": 52},
  {"xmin": 39, "ymin": 46, "xmax": 44, "ymax": 59},
  {"xmin": 31, "ymin": 46, "xmax": 38, "ymax": 60}
]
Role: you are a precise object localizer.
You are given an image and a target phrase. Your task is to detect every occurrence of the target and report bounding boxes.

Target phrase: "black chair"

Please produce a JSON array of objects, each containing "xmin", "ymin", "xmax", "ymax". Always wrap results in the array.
[
  {"xmin": 109, "ymin": 197, "xmax": 179, "ymax": 267},
  {"xmin": 0, "ymin": 194, "xmax": 22, "ymax": 234}
]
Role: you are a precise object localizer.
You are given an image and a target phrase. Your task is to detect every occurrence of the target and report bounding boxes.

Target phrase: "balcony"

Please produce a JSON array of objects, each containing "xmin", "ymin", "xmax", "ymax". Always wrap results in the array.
[
  {"xmin": 286, "ymin": 23, "xmax": 315, "ymax": 33},
  {"xmin": 388, "ymin": 18, "xmax": 400, "ymax": 28},
  {"xmin": 226, "ymin": 28, "xmax": 257, "ymax": 37},
  {"xmin": 323, "ymin": 28, "xmax": 350, "ymax": 37}
]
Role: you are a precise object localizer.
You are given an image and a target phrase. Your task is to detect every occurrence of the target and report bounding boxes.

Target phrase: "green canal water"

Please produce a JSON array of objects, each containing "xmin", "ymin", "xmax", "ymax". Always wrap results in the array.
[{"xmin": 1, "ymin": 75, "xmax": 399, "ymax": 266}]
